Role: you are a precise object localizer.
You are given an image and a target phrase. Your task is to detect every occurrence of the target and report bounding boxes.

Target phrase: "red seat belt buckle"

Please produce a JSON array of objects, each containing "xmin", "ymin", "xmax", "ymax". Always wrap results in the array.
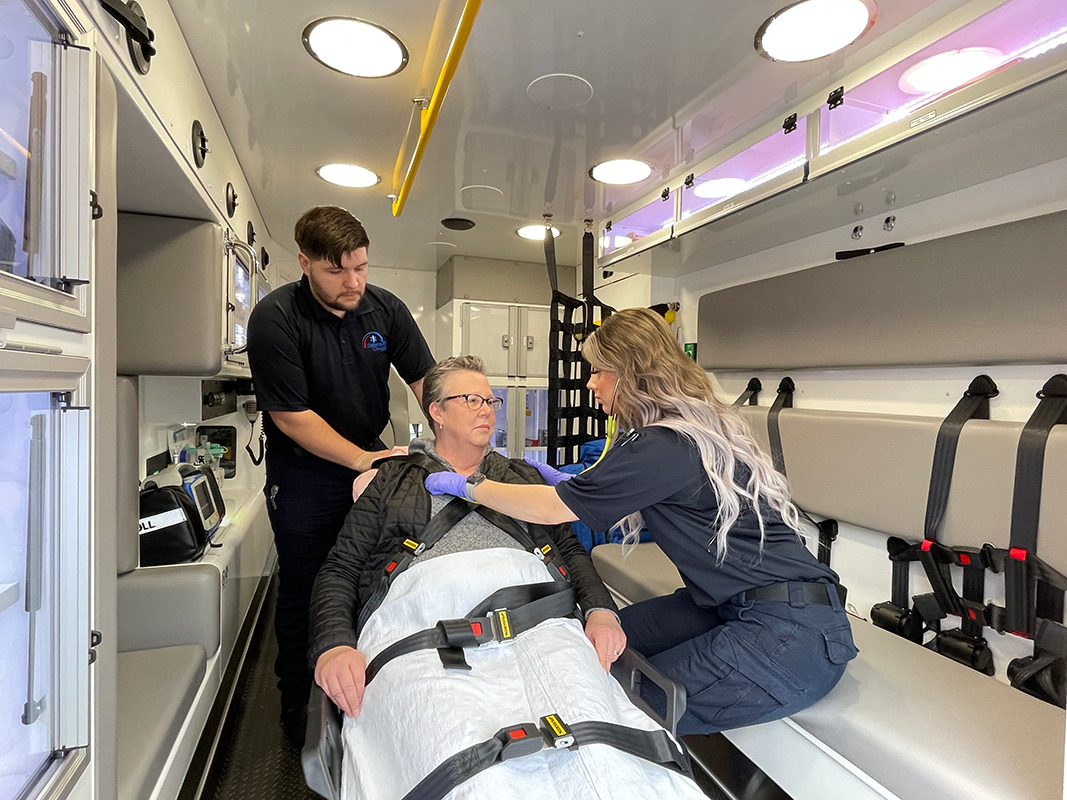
[{"xmin": 1009, "ymin": 548, "xmax": 1028, "ymax": 561}]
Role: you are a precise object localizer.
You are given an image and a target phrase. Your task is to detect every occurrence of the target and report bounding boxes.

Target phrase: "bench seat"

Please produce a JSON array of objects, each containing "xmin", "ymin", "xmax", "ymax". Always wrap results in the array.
[
  {"xmin": 116, "ymin": 645, "xmax": 206, "ymax": 800},
  {"xmin": 592, "ymin": 542, "xmax": 1066, "ymax": 800}
]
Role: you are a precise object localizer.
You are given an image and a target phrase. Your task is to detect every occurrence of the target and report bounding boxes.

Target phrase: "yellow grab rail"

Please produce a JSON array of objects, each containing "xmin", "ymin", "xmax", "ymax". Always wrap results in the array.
[{"xmin": 391, "ymin": 0, "xmax": 482, "ymax": 216}]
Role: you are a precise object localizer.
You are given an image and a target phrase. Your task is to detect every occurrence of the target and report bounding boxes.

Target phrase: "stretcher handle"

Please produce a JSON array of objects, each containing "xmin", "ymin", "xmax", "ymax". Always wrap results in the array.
[
  {"xmin": 611, "ymin": 647, "xmax": 687, "ymax": 736},
  {"xmin": 302, "ymin": 684, "xmax": 343, "ymax": 800}
]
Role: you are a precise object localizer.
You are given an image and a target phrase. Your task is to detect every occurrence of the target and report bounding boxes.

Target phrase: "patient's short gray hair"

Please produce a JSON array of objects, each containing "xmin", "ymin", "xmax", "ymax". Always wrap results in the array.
[{"xmin": 421, "ymin": 355, "xmax": 487, "ymax": 433}]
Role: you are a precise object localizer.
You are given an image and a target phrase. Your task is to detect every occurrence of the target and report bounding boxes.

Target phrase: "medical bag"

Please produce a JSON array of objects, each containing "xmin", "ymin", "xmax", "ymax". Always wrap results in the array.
[{"xmin": 138, "ymin": 464, "xmax": 225, "ymax": 566}]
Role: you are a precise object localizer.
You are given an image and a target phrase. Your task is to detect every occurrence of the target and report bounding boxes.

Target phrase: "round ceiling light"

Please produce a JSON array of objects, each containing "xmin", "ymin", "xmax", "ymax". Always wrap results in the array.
[
  {"xmin": 756, "ymin": 0, "xmax": 875, "ymax": 63},
  {"xmin": 693, "ymin": 177, "xmax": 749, "ymax": 200},
  {"xmin": 316, "ymin": 163, "xmax": 381, "ymax": 188},
  {"xmin": 898, "ymin": 47, "xmax": 1004, "ymax": 96},
  {"xmin": 303, "ymin": 18, "xmax": 408, "ymax": 78},
  {"xmin": 517, "ymin": 225, "xmax": 561, "ymax": 241},
  {"xmin": 589, "ymin": 159, "xmax": 653, "ymax": 185}
]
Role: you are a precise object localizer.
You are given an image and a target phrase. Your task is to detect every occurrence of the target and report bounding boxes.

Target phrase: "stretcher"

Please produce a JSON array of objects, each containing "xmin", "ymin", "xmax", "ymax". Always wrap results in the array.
[{"xmin": 302, "ymin": 548, "xmax": 702, "ymax": 800}]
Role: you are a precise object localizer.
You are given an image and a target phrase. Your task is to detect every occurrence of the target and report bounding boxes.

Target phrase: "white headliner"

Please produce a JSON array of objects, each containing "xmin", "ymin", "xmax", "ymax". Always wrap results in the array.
[{"xmin": 169, "ymin": 0, "xmax": 981, "ymax": 272}]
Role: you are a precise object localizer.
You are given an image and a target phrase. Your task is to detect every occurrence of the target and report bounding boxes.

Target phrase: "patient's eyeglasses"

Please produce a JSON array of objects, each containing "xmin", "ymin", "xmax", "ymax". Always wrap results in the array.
[{"xmin": 441, "ymin": 393, "xmax": 504, "ymax": 411}]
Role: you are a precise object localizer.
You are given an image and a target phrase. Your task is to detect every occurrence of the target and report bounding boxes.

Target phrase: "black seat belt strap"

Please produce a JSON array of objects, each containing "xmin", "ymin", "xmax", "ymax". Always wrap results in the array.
[
  {"xmin": 766, "ymin": 377, "xmax": 794, "ymax": 476},
  {"xmin": 364, "ymin": 582, "xmax": 577, "ymax": 685},
  {"xmin": 402, "ymin": 715, "xmax": 692, "ymax": 800},
  {"xmin": 917, "ymin": 375, "xmax": 998, "ymax": 621},
  {"xmin": 1005, "ymin": 374, "xmax": 1067, "ymax": 637},
  {"xmin": 762, "ymin": 377, "xmax": 838, "ymax": 568},
  {"xmin": 733, "ymin": 377, "xmax": 762, "ymax": 407},
  {"xmin": 383, "ymin": 497, "xmax": 473, "ymax": 583}
]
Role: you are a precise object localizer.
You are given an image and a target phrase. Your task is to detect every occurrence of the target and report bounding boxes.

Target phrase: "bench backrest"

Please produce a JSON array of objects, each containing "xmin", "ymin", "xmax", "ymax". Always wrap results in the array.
[{"xmin": 736, "ymin": 405, "xmax": 1067, "ymax": 574}]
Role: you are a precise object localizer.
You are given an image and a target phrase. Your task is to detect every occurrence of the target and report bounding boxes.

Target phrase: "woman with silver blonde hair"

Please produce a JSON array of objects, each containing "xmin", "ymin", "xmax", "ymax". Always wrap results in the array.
[{"xmin": 427, "ymin": 308, "xmax": 857, "ymax": 735}]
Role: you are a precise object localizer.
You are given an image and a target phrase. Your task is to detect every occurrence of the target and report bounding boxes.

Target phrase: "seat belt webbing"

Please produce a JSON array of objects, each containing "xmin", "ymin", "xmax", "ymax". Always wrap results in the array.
[
  {"xmin": 1005, "ymin": 374, "xmax": 1067, "ymax": 637},
  {"xmin": 917, "ymin": 375, "xmax": 998, "ymax": 626},
  {"xmin": 766, "ymin": 377, "xmax": 794, "ymax": 476},
  {"xmin": 383, "ymin": 497, "xmax": 473, "ymax": 583},
  {"xmin": 733, "ymin": 377, "xmax": 762, "ymax": 407},
  {"xmin": 402, "ymin": 716, "xmax": 692, "ymax": 800},
  {"xmin": 364, "ymin": 582, "xmax": 576, "ymax": 685}
]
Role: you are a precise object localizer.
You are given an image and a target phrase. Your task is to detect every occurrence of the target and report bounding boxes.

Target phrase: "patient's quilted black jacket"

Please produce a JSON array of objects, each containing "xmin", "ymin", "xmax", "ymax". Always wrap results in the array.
[{"xmin": 308, "ymin": 452, "xmax": 616, "ymax": 668}]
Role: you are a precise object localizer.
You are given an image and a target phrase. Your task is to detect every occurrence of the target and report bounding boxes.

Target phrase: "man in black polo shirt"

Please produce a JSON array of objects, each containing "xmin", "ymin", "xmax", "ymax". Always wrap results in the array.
[{"xmin": 247, "ymin": 206, "xmax": 434, "ymax": 744}]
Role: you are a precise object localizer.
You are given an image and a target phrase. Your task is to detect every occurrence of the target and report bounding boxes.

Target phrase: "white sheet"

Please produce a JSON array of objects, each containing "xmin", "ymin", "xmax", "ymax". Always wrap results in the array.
[{"xmin": 343, "ymin": 548, "xmax": 706, "ymax": 800}]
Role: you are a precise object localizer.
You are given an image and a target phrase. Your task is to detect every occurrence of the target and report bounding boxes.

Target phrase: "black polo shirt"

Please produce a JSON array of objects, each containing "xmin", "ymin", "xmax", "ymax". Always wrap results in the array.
[
  {"xmin": 247, "ymin": 276, "xmax": 434, "ymax": 458},
  {"xmin": 556, "ymin": 426, "xmax": 836, "ymax": 606}
]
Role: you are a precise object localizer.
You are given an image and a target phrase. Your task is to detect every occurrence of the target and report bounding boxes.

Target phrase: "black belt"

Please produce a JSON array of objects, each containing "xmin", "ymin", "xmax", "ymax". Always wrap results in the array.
[
  {"xmin": 745, "ymin": 581, "xmax": 839, "ymax": 606},
  {"xmin": 364, "ymin": 582, "xmax": 576, "ymax": 685},
  {"xmin": 402, "ymin": 714, "xmax": 692, "ymax": 800}
]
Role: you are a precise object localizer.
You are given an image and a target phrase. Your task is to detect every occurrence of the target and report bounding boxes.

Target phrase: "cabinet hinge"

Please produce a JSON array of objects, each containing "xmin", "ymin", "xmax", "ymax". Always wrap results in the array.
[{"xmin": 52, "ymin": 391, "xmax": 90, "ymax": 412}]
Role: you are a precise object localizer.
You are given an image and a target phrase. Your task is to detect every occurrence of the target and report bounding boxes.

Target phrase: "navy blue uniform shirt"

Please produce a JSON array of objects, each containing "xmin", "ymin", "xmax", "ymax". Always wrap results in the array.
[
  {"xmin": 556, "ymin": 426, "xmax": 836, "ymax": 606},
  {"xmin": 247, "ymin": 276, "xmax": 434, "ymax": 458}
]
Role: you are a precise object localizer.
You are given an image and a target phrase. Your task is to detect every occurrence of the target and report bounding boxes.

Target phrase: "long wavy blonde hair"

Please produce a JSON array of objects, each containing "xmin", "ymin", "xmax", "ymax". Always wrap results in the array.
[{"xmin": 582, "ymin": 308, "xmax": 800, "ymax": 560}]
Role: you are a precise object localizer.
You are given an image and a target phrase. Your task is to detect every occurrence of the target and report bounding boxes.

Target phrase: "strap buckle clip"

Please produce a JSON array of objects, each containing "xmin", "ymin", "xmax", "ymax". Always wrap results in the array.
[
  {"xmin": 402, "ymin": 538, "xmax": 425, "ymax": 555},
  {"xmin": 384, "ymin": 552, "xmax": 415, "ymax": 581},
  {"xmin": 539, "ymin": 714, "xmax": 575, "ymax": 749},
  {"xmin": 489, "ymin": 607, "xmax": 514, "ymax": 641},
  {"xmin": 437, "ymin": 618, "xmax": 493, "ymax": 648},
  {"xmin": 497, "ymin": 724, "xmax": 545, "ymax": 760}
]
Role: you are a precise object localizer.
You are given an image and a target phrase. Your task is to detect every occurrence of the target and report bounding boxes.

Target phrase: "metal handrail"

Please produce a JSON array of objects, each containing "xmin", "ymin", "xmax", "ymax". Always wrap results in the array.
[{"xmin": 391, "ymin": 0, "xmax": 482, "ymax": 217}]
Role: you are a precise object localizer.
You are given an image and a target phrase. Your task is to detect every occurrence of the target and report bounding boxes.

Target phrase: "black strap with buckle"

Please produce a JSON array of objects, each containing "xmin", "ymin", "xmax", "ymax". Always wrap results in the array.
[
  {"xmin": 364, "ymin": 582, "xmax": 577, "ymax": 685},
  {"xmin": 1003, "ymin": 374, "xmax": 1067, "ymax": 637},
  {"xmin": 402, "ymin": 714, "xmax": 692, "ymax": 800}
]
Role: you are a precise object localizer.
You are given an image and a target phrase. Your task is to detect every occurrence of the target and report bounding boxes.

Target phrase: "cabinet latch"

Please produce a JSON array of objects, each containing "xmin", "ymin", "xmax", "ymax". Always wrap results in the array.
[
  {"xmin": 89, "ymin": 190, "xmax": 104, "ymax": 220},
  {"xmin": 88, "ymin": 629, "xmax": 102, "ymax": 665}
]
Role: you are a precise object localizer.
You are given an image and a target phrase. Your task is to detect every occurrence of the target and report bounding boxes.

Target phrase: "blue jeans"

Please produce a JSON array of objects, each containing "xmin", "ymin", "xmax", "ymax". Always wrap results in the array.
[{"xmin": 619, "ymin": 583, "xmax": 858, "ymax": 736}]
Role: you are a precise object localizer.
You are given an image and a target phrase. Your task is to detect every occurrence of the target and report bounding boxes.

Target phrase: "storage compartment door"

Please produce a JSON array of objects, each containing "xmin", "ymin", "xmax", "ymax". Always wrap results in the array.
[
  {"xmin": 517, "ymin": 306, "xmax": 549, "ymax": 379},
  {"xmin": 461, "ymin": 302, "xmax": 515, "ymax": 377}
]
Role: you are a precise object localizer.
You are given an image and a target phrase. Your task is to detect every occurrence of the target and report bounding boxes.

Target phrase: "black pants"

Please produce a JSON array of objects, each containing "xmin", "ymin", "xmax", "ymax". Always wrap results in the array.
[{"xmin": 264, "ymin": 450, "xmax": 361, "ymax": 711}]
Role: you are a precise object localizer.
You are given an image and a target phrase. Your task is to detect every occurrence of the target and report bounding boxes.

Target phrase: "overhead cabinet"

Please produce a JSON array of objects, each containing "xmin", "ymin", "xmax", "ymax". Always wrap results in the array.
[
  {"xmin": 117, "ymin": 212, "xmax": 260, "ymax": 377},
  {"xmin": 448, "ymin": 300, "xmax": 549, "ymax": 380}
]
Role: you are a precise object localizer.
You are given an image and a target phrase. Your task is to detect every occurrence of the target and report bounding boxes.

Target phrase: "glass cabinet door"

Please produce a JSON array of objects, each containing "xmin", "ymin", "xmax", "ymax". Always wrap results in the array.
[
  {"xmin": 0, "ymin": 0, "xmax": 90, "ymax": 331},
  {"xmin": 523, "ymin": 388, "xmax": 548, "ymax": 465},
  {"xmin": 0, "ymin": 385, "xmax": 89, "ymax": 800},
  {"xmin": 1, "ymin": 2, "xmax": 58, "ymax": 284}
]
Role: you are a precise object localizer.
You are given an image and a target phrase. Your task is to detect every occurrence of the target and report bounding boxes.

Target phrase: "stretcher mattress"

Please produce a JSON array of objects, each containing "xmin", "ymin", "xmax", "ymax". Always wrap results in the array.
[{"xmin": 344, "ymin": 547, "xmax": 705, "ymax": 800}]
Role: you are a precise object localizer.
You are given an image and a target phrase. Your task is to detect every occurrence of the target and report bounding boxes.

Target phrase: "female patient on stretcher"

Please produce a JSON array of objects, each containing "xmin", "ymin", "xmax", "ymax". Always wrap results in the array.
[{"xmin": 307, "ymin": 356, "xmax": 704, "ymax": 800}]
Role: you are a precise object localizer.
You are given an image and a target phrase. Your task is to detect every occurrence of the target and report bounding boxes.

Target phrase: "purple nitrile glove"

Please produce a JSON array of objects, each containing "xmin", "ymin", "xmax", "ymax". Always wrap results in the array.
[
  {"xmin": 425, "ymin": 472, "xmax": 468, "ymax": 498},
  {"xmin": 523, "ymin": 457, "xmax": 573, "ymax": 486}
]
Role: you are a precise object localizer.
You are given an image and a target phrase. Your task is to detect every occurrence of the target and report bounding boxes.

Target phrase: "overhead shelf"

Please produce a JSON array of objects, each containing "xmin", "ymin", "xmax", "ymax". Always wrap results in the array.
[{"xmin": 597, "ymin": 0, "xmax": 1067, "ymax": 272}]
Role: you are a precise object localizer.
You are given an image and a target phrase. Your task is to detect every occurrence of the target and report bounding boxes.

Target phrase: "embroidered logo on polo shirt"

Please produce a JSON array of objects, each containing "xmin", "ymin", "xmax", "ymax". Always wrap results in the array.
[{"xmin": 362, "ymin": 331, "xmax": 387, "ymax": 352}]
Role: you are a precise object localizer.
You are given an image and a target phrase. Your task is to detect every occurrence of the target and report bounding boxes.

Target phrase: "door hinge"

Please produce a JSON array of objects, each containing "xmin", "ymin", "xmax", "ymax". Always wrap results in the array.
[
  {"xmin": 90, "ymin": 190, "xmax": 104, "ymax": 220},
  {"xmin": 100, "ymin": 0, "xmax": 156, "ymax": 74},
  {"xmin": 827, "ymin": 86, "xmax": 845, "ymax": 111},
  {"xmin": 52, "ymin": 391, "xmax": 90, "ymax": 412}
]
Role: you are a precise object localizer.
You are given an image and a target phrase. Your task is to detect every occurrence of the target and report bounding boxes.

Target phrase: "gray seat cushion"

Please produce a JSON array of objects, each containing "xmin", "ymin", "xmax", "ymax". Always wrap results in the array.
[
  {"xmin": 117, "ymin": 645, "xmax": 206, "ymax": 800},
  {"xmin": 592, "ymin": 542, "xmax": 682, "ymax": 605},
  {"xmin": 794, "ymin": 620, "xmax": 1064, "ymax": 800}
]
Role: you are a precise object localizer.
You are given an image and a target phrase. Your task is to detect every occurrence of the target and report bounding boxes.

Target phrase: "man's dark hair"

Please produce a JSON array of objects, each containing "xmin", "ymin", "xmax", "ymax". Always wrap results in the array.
[{"xmin": 294, "ymin": 206, "xmax": 370, "ymax": 267}]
